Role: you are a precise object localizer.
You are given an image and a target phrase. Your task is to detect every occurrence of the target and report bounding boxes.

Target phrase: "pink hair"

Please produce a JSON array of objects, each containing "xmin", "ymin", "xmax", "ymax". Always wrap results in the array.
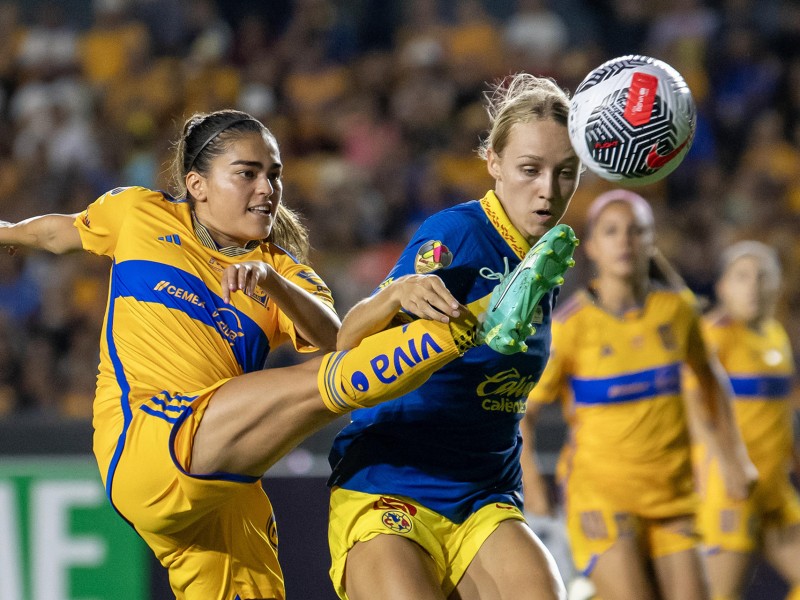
[{"xmin": 586, "ymin": 189, "xmax": 654, "ymax": 235}]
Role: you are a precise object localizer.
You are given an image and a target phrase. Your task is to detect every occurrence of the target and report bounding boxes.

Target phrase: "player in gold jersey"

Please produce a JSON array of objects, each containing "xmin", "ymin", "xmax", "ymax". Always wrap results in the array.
[
  {"xmin": 521, "ymin": 190, "xmax": 756, "ymax": 600},
  {"xmin": 0, "ymin": 109, "xmax": 546, "ymax": 600},
  {"xmin": 686, "ymin": 241, "xmax": 800, "ymax": 600}
]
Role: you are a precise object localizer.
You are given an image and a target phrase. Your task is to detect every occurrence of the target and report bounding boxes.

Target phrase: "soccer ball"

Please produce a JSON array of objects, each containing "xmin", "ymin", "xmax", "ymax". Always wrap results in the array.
[{"xmin": 568, "ymin": 55, "xmax": 696, "ymax": 186}]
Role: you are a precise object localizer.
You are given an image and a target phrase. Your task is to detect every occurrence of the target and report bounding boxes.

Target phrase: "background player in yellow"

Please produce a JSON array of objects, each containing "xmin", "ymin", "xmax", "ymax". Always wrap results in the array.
[
  {"xmin": 521, "ymin": 190, "xmax": 757, "ymax": 600},
  {"xmin": 0, "ymin": 109, "xmax": 508, "ymax": 600},
  {"xmin": 685, "ymin": 241, "xmax": 800, "ymax": 600},
  {"xmin": 326, "ymin": 73, "xmax": 581, "ymax": 600}
]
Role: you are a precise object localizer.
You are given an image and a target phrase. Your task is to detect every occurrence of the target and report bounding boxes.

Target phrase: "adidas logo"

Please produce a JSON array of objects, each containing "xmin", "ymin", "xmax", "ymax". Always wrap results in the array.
[{"xmin": 157, "ymin": 234, "xmax": 182, "ymax": 246}]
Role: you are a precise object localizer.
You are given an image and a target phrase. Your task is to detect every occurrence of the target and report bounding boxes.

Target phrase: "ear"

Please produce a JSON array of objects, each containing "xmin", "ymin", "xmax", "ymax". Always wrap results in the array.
[
  {"xmin": 185, "ymin": 171, "xmax": 208, "ymax": 203},
  {"xmin": 486, "ymin": 147, "xmax": 502, "ymax": 181}
]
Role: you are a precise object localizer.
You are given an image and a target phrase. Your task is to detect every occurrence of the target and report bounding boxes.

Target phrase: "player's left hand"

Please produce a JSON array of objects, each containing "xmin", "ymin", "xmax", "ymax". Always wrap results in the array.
[
  {"xmin": 720, "ymin": 455, "xmax": 758, "ymax": 501},
  {"xmin": 221, "ymin": 261, "xmax": 272, "ymax": 304}
]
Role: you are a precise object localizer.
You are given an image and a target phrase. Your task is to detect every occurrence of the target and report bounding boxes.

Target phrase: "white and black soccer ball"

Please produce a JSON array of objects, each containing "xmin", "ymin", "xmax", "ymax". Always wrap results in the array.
[{"xmin": 568, "ymin": 55, "xmax": 696, "ymax": 186}]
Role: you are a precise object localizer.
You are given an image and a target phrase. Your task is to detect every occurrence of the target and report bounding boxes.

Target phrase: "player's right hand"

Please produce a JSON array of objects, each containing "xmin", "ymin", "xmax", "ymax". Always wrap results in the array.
[
  {"xmin": 221, "ymin": 261, "xmax": 272, "ymax": 304},
  {"xmin": 390, "ymin": 274, "xmax": 464, "ymax": 323}
]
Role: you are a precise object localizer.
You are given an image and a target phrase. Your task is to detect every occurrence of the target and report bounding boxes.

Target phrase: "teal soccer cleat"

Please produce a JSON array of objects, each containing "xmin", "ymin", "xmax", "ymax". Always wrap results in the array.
[{"xmin": 479, "ymin": 224, "xmax": 579, "ymax": 355}]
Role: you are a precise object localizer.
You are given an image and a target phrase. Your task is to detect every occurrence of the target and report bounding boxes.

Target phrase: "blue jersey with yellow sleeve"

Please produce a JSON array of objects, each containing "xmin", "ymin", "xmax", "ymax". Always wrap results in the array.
[
  {"xmin": 529, "ymin": 288, "xmax": 699, "ymax": 517},
  {"xmin": 328, "ymin": 191, "xmax": 557, "ymax": 524},
  {"xmin": 74, "ymin": 186, "xmax": 334, "ymax": 483},
  {"xmin": 701, "ymin": 314, "xmax": 795, "ymax": 481}
]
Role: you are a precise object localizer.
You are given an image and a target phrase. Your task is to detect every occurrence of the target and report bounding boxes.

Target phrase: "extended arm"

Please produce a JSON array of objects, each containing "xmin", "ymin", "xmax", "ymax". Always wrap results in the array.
[
  {"xmin": 649, "ymin": 247, "xmax": 687, "ymax": 291},
  {"xmin": 337, "ymin": 274, "xmax": 463, "ymax": 351},
  {"xmin": 685, "ymin": 323, "xmax": 757, "ymax": 500},
  {"xmin": 0, "ymin": 214, "xmax": 83, "ymax": 254}
]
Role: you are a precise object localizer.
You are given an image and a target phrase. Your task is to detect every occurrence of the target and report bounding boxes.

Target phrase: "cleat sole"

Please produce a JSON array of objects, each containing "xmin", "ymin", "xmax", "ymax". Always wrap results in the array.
[{"xmin": 479, "ymin": 224, "xmax": 579, "ymax": 355}]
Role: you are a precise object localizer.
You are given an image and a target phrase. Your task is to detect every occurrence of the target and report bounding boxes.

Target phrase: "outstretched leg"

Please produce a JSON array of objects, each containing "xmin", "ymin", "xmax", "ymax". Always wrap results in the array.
[
  {"xmin": 192, "ymin": 225, "xmax": 578, "ymax": 477},
  {"xmin": 192, "ymin": 316, "xmax": 473, "ymax": 476}
]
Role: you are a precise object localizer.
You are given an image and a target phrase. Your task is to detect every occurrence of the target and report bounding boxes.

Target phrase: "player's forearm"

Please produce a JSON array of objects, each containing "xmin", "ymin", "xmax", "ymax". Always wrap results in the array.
[
  {"xmin": 704, "ymin": 368, "xmax": 758, "ymax": 500},
  {"xmin": 266, "ymin": 275, "xmax": 341, "ymax": 351},
  {"xmin": 0, "ymin": 214, "xmax": 82, "ymax": 254},
  {"xmin": 337, "ymin": 287, "xmax": 402, "ymax": 351},
  {"xmin": 698, "ymin": 361, "xmax": 750, "ymax": 465},
  {"xmin": 697, "ymin": 367, "xmax": 732, "ymax": 443},
  {"xmin": 704, "ymin": 390, "xmax": 748, "ymax": 464}
]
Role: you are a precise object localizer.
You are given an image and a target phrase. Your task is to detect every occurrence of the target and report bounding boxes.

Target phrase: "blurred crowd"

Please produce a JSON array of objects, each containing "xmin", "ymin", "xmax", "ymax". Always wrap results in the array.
[{"xmin": 0, "ymin": 0, "xmax": 799, "ymax": 419}]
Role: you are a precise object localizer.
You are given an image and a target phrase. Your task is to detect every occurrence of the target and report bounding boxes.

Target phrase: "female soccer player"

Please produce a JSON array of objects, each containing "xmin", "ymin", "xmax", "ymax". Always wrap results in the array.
[
  {"xmin": 521, "ymin": 190, "xmax": 757, "ymax": 600},
  {"xmin": 326, "ymin": 73, "xmax": 581, "ymax": 600},
  {"xmin": 0, "ymin": 109, "xmax": 557, "ymax": 600},
  {"xmin": 687, "ymin": 241, "xmax": 800, "ymax": 600}
]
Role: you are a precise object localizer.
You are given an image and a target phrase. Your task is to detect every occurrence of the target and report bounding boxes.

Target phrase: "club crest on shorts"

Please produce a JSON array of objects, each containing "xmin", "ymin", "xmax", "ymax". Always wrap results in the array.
[
  {"xmin": 414, "ymin": 240, "xmax": 453, "ymax": 274},
  {"xmin": 382, "ymin": 510, "xmax": 413, "ymax": 533},
  {"xmin": 267, "ymin": 513, "xmax": 279, "ymax": 550}
]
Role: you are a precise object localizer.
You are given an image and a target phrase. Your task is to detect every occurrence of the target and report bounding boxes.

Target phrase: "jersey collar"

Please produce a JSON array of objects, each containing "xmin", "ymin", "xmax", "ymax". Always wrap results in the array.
[
  {"xmin": 191, "ymin": 212, "xmax": 262, "ymax": 257},
  {"xmin": 479, "ymin": 190, "xmax": 530, "ymax": 260}
]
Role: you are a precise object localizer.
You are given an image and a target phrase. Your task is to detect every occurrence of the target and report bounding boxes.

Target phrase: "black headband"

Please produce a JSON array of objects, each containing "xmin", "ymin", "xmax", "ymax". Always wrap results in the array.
[{"xmin": 185, "ymin": 117, "xmax": 261, "ymax": 171}]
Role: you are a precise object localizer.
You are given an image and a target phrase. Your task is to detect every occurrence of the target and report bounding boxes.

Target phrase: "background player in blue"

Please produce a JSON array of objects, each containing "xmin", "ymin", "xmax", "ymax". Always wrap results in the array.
[
  {"xmin": 0, "ymin": 109, "xmax": 514, "ymax": 600},
  {"xmin": 326, "ymin": 73, "xmax": 581, "ymax": 600}
]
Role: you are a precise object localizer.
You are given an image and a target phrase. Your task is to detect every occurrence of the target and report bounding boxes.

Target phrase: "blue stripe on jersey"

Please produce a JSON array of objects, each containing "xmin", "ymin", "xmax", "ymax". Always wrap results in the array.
[
  {"xmin": 104, "ymin": 259, "xmax": 137, "ymax": 528},
  {"xmin": 113, "ymin": 260, "xmax": 270, "ymax": 373},
  {"xmin": 148, "ymin": 399, "xmax": 186, "ymax": 412},
  {"xmin": 571, "ymin": 363, "xmax": 682, "ymax": 405},
  {"xmin": 140, "ymin": 405, "xmax": 181, "ymax": 423},
  {"xmin": 148, "ymin": 391, "xmax": 197, "ymax": 411},
  {"xmin": 730, "ymin": 375, "xmax": 791, "ymax": 398}
]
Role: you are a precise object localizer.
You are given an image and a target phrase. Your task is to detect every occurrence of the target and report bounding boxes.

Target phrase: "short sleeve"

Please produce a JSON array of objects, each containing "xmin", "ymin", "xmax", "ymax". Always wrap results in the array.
[
  {"xmin": 376, "ymin": 209, "xmax": 477, "ymax": 304},
  {"xmin": 272, "ymin": 257, "xmax": 336, "ymax": 353},
  {"xmin": 74, "ymin": 186, "xmax": 145, "ymax": 257}
]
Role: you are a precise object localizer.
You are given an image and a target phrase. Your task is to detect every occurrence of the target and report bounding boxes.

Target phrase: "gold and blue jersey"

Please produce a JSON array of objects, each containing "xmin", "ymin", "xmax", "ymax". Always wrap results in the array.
[
  {"xmin": 74, "ymin": 186, "xmax": 334, "ymax": 494},
  {"xmin": 529, "ymin": 288, "xmax": 700, "ymax": 516},
  {"xmin": 328, "ymin": 191, "xmax": 558, "ymax": 523},
  {"xmin": 701, "ymin": 314, "xmax": 795, "ymax": 481}
]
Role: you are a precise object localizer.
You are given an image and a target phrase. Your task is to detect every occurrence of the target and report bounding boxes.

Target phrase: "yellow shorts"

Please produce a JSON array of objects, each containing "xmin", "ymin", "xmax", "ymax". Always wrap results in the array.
[
  {"xmin": 562, "ymin": 464, "xmax": 699, "ymax": 575},
  {"xmin": 328, "ymin": 487, "xmax": 525, "ymax": 600},
  {"xmin": 696, "ymin": 455, "xmax": 800, "ymax": 554},
  {"xmin": 565, "ymin": 505, "xmax": 700, "ymax": 575},
  {"xmin": 105, "ymin": 381, "xmax": 283, "ymax": 600}
]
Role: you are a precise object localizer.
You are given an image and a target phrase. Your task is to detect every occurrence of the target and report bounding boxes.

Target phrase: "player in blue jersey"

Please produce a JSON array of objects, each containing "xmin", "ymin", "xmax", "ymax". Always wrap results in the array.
[
  {"xmin": 521, "ymin": 190, "xmax": 757, "ymax": 600},
  {"xmin": 326, "ymin": 73, "xmax": 582, "ymax": 600},
  {"xmin": 0, "ymin": 109, "xmax": 568, "ymax": 600}
]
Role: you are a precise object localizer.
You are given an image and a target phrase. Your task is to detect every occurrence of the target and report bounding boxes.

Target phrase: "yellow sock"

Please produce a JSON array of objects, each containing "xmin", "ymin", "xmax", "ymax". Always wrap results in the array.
[
  {"xmin": 318, "ymin": 317, "xmax": 474, "ymax": 414},
  {"xmin": 787, "ymin": 586, "xmax": 800, "ymax": 600}
]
